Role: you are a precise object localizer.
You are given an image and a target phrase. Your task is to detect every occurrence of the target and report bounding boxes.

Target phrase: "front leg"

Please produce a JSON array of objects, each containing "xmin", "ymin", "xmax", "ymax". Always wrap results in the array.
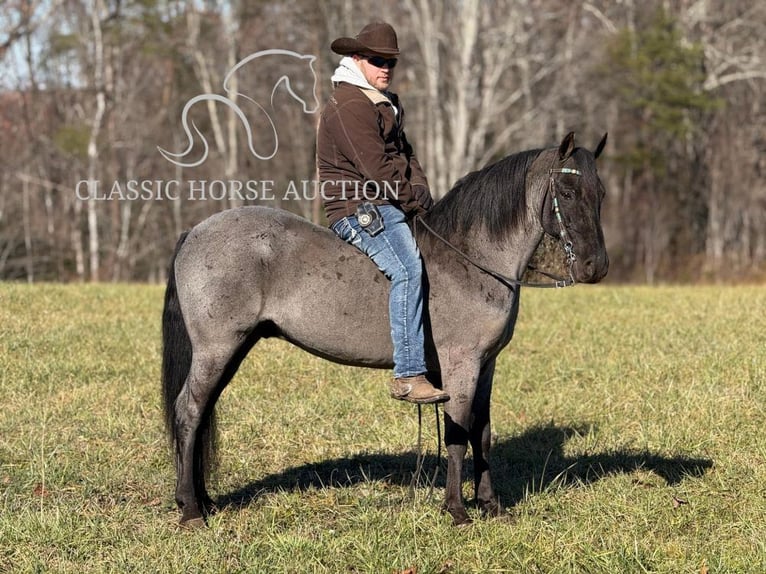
[
  {"xmin": 470, "ymin": 359, "xmax": 503, "ymax": 517},
  {"xmin": 443, "ymin": 413, "xmax": 471, "ymax": 525},
  {"xmin": 441, "ymin": 361, "xmax": 481, "ymax": 526}
]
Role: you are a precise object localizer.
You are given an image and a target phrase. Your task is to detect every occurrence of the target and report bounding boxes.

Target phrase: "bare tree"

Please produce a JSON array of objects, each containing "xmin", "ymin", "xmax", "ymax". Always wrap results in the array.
[
  {"xmin": 84, "ymin": 0, "xmax": 109, "ymax": 281},
  {"xmin": 0, "ymin": 0, "xmax": 763, "ymax": 283}
]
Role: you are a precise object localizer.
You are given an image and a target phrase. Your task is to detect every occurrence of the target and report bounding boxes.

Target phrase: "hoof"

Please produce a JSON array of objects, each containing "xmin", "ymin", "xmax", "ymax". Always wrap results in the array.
[
  {"xmin": 493, "ymin": 511, "xmax": 516, "ymax": 524},
  {"xmin": 479, "ymin": 500, "xmax": 505, "ymax": 518},
  {"xmin": 454, "ymin": 516, "xmax": 474, "ymax": 527},
  {"xmin": 444, "ymin": 506, "xmax": 472, "ymax": 527},
  {"xmin": 480, "ymin": 500, "xmax": 514, "ymax": 522},
  {"xmin": 200, "ymin": 496, "xmax": 219, "ymax": 516},
  {"xmin": 179, "ymin": 516, "xmax": 206, "ymax": 530}
]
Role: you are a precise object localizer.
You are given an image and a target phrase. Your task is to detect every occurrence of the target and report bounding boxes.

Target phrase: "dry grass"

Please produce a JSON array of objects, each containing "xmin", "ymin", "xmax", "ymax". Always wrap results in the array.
[{"xmin": 1, "ymin": 283, "xmax": 764, "ymax": 573}]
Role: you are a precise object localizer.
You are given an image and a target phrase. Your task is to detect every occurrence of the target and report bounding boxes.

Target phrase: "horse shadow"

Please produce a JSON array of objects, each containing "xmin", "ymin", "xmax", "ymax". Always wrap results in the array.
[{"xmin": 215, "ymin": 422, "xmax": 713, "ymax": 512}]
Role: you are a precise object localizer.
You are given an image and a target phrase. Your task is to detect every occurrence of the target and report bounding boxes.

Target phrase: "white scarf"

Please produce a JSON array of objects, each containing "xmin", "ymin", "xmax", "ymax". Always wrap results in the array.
[{"xmin": 330, "ymin": 56, "xmax": 398, "ymax": 116}]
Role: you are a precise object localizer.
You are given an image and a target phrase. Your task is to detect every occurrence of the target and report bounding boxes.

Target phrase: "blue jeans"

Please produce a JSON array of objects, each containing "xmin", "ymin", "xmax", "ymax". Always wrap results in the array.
[{"xmin": 331, "ymin": 204, "xmax": 427, "ymax": 379}]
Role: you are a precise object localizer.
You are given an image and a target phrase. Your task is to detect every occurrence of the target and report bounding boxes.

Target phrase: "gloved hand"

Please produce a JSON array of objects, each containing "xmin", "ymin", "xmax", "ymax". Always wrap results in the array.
[{"xmin": 413, "ymin": 184, "xmax": 434, "ymax": 212}]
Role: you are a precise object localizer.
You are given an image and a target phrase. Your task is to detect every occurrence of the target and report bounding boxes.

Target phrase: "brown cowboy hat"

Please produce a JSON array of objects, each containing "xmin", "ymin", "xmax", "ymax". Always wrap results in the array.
[{"xmin": 330, "ymin": 22, "xmax": 400, "ymax": 57}]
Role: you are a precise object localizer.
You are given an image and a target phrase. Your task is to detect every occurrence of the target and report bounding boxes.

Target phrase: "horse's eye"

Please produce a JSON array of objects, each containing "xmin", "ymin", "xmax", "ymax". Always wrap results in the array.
[{"xmin": 560, "ymin": 187, "xmax": 575, "ymax": 200}]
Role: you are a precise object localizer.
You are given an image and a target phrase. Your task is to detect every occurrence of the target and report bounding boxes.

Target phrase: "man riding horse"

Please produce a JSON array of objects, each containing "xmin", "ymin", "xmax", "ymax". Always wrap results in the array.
[{"xmin": 317, "ymin": 21, "xmax": 448, "ymax": 405}]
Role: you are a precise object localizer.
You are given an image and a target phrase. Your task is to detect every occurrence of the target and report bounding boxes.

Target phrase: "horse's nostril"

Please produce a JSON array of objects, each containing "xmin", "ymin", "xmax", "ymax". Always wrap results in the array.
[
  {"xmin": 582, "ymin": 254, "xmax": 609, "ymax": 282},
  {"xmin": 579, "ymin": 256, "xmax": 609, "ymax": 282}
]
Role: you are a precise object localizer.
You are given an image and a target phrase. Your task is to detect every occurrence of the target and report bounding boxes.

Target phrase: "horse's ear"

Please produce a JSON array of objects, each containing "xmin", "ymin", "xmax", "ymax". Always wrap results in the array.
[
  {"xmin": 594, "ymin": 133, "xmax": 608, "ymax": 159},
  {"xmin": 559, "ymin": 131, "xmax": 576, "ymax": 161}
]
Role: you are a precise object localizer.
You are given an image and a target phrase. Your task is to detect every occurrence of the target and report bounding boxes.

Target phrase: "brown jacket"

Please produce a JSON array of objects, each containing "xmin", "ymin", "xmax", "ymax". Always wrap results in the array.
[{"xmin": 317, "ymin": 82, "xmax": 433, "ymax": 226}]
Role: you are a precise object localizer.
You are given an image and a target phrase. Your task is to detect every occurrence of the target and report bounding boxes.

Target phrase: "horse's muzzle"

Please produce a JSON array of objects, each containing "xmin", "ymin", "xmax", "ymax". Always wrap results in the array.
[{"xmin": 575, "ymin": 251, "xmax": 609, "ymax": 283}]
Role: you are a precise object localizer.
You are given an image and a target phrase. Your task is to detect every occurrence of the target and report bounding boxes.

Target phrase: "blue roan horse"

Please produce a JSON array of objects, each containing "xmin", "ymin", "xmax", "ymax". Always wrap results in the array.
[{"xmin": 162, "ymin": 132, "xmax": 609, "ymax": 527}]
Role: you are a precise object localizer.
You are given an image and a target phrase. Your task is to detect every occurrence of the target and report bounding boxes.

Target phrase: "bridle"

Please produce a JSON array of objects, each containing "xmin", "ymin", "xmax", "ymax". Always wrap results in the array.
[
  {"xmin": 548, "ymin": 167, "xmax": 581, "ymax": 272},
  {"xmin": 415, "ymin": 166, "xmax": 582, "ymax": 289}
]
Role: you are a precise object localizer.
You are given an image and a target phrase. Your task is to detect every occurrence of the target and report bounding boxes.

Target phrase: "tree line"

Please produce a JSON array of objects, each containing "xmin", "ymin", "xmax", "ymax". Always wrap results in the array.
[{"xmin": 1, "ymin": 0, "xmax": 764, "ymax": 283}]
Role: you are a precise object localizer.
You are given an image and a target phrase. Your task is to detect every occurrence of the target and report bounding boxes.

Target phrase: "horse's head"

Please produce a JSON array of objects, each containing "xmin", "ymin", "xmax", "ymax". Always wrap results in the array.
[{"xmin": 540, "ymin": 132, "xmax": 609, "ymax": 284}]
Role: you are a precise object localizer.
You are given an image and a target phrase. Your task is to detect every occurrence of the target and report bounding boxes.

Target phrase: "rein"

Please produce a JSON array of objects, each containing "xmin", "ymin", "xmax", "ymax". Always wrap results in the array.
[
  {"xmin": 415, "ymin": 167, "xmax": 582, "ymax": 289},
  {"xmin": 409, "ymin": 404, "xmax": 442, "ymax": 500}
]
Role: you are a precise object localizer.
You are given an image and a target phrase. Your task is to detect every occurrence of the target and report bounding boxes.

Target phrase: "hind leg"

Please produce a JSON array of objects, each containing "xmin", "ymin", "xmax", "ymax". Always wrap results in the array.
[{"xmin": 173, "ymin": 350, "xmax": 230, "ymax": 526}]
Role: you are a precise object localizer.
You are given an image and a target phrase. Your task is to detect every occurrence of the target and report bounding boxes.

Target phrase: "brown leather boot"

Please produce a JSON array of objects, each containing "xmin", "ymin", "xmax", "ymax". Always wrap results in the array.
[{"xmin": 390, "ymin": 374, "xmax": 450, "ymax": 404}]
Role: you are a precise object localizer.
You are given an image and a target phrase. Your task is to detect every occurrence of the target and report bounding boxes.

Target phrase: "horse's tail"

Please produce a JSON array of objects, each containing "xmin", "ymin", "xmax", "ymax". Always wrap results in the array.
[{"xmin": 161, "ymin": 231, "xmax": 193, "ymax": 451}]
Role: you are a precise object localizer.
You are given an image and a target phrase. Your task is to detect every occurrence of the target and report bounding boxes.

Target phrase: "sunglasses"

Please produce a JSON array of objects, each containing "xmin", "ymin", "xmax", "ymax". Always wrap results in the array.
[{"xmin": 364, "ymin": 55, "xmax": 398, "ymax": 69}]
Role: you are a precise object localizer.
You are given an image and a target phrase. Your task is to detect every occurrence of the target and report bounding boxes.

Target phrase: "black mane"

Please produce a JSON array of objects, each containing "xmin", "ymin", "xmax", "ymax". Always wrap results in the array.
[{"xmin": 423, "ymin": 149, "xmax": 542, "ymax": 241}]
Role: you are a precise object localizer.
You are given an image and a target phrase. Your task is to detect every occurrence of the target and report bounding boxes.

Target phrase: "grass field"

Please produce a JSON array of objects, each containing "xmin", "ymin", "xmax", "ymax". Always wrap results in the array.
[{"xmin": 1, "ymin": 282, "xmax": 764, "ymax": 573}]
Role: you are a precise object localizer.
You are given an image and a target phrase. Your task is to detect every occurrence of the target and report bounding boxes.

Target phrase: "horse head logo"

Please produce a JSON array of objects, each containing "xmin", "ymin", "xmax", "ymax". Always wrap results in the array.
[{"xmin": 158, "ymin": 49, "xmax": 319, "ymax": 168}]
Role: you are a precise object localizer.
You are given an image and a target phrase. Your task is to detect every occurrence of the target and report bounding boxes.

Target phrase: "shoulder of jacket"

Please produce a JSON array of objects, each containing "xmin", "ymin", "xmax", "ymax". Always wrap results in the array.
[
  {"xmin": 327, "ymin": 84, "xmax": 381, "ymax": 118},
  {"xmin": 333, "ymin": 83, "xmax": 369, "ymax": 102},
  {"xmin": 323, "ymin": 85, "xmax": 361, "ymax": 114}
]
